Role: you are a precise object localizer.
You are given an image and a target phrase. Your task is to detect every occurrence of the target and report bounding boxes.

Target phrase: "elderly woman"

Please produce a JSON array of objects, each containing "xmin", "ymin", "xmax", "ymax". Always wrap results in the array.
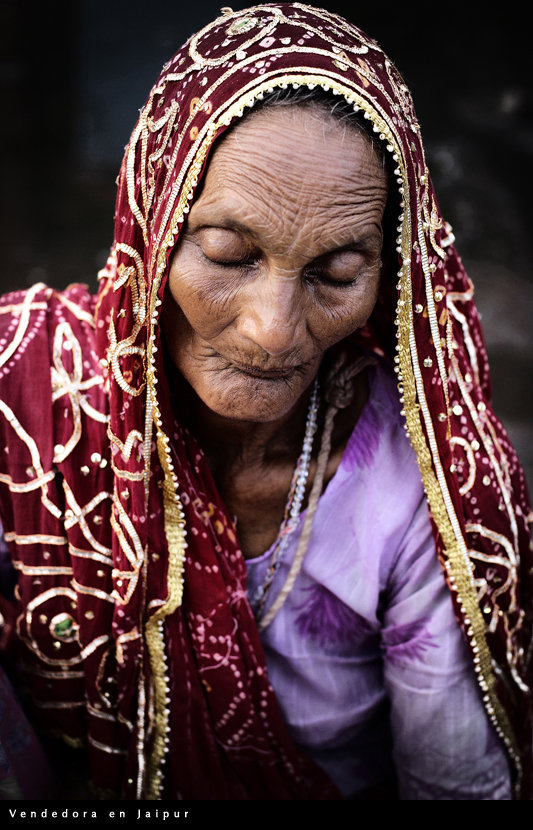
[{"xmin": 0, "ymin": 3, "xmax": 531, "ymax": 802}]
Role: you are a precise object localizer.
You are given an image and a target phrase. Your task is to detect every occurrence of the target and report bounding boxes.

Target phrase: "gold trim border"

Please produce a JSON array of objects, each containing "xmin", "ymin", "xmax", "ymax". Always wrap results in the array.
[{"xmin": 395, "ymin": 181, "xmax": 521, "ymax": 781}]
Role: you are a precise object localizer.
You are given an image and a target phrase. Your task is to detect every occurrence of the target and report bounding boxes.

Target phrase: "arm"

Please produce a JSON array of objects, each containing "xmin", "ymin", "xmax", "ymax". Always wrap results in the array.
[{"xmin": 382, "ymin": 497, "xmax": 512, "ymax": 800}]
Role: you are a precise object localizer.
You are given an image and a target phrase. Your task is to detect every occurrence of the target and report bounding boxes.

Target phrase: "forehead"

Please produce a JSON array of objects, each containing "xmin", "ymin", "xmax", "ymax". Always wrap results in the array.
[
  {"xmin": 204, "ymin": 104, "xmax": 384, "ymax": 198},
  {"xmin": 189, "ymin": 105, "xmax": 388, "ymax": 250}
]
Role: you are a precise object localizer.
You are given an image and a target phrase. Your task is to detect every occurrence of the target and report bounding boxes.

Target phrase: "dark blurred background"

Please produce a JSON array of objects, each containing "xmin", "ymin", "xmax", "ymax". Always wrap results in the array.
[{"xmin": 1, "ymin": 0, "xmax": 531, "ymax": 487}]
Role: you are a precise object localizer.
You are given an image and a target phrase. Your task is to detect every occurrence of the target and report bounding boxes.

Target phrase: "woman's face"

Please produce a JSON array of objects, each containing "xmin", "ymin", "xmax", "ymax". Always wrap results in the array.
[{"xmin": 163, "ymin": 104, "xmax": 388, "ymax": 423}]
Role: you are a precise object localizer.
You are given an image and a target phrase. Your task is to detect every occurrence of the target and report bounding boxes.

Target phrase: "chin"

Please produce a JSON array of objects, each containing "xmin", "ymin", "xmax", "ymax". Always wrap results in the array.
[{"xmin": 198, "ymin": 373, "xmax": 311, "ymax": 423}]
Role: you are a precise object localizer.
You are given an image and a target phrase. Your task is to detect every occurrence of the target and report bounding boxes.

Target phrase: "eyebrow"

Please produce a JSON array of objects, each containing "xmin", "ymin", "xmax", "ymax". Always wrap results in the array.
[
  {"xmin": 191, "ymin": 217, "xmax": 261, "ymax": 242},
  {"xmin": 191, "ymin": 218, "xmax": 382, "ymax": 258}
]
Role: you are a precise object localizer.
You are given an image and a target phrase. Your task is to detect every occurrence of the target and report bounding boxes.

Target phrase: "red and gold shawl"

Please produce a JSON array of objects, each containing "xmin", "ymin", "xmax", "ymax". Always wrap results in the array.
[{"xmin": 0, "ymin": 4, "xmax": 531, "ymax": 800}]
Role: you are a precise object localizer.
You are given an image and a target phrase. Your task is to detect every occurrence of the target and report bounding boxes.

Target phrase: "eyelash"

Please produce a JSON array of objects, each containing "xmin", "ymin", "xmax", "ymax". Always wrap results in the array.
[
  {"xmin": 212, "ymin": 257, "xmax": 257, "ymax": 269},
  {"xmin": 305, "ymin": 270, "xmax": 358, "ymax": 289},
  {"xmin": 205, "ymin": 256, "xmax": 358, "ymax": 289}
]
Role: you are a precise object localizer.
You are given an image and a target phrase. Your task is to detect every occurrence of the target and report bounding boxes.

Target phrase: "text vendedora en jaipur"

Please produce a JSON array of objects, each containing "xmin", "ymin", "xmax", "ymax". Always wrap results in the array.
[{"xmin": 7, "ymin": 808, "xmax": 190, "ymax": 820}]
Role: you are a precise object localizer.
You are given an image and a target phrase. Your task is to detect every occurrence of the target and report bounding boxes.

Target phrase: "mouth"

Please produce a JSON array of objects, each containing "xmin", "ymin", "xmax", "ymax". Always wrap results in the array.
[{"xmin": 231, "ymin": 362, "xmax": 298, "ymax": 380}]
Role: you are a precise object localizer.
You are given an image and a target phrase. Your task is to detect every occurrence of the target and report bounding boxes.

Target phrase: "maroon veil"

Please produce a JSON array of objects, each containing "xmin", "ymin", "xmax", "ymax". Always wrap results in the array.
[{"xmin": 0, "ymin": 4, "xmax": 530, "ymax": 799}]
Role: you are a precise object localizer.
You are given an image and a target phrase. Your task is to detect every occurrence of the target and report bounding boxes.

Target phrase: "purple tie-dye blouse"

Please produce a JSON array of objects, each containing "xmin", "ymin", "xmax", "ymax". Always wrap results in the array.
[{"xmin": 246, "ymin": 362, "xmax": 512, "ymax": 800}]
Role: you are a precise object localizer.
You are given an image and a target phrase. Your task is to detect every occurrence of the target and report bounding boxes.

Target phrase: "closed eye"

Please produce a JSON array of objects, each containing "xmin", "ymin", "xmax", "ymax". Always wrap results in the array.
[
  {"xmin": 194, "ymin": 227, "xmax": 258, "ymax": 269},
  {"xmin": 304, "ymin": 269, "xmax": 358, "ymax": 288},
  {"xmin": 304, "ymin": 248, "xmax": 368, "ymax": 288},
  {"xmin": 204, "ymin": 253, "xmax": 259, "ymax": 269}
]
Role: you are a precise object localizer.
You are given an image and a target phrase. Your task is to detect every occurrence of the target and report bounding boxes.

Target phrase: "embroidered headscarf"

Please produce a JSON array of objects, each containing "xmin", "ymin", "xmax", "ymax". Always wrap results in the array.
[{"xmin": 0, "ymin": 3, "xmax": 531, "ymax": 799}]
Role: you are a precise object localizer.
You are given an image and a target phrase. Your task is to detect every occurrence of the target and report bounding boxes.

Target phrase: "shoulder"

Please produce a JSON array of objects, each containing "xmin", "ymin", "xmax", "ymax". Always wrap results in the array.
[
  {"xmin": 0, "ymin": 282, "xmax": 103, "ymax": 473},
  {"xmin": 0, "ymin": 281, "xmax": 97, "ymax": 324},
  {"xmin": 0, "ymin": 282, "xmax": 98, "ymax": 384},
  {"xmin": 340, "ymin": 357, "xmax": 422, "ymax": 502},
  {"xmin": 301, "ymin": 358, "xmax": 431, "ymax": 604}
]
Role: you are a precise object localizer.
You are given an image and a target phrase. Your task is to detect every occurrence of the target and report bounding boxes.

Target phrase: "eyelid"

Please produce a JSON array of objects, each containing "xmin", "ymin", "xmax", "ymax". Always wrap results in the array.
[
  {"xmin": 200, "ymin": 244, "xmax": 259, "ymax": 269},
  {"xmin": 304, "ymin": 248, "xmax": 366, "ymax": 286},
  {"xmin": 195, "ymin": 225, "xmax": 252, "ymax": 248},
  {"xmin": 305, "ymin": 271, "xmax": 358, "ymax": 288},
  {"xmin": 190, "ymin": 228, "xmax": 256, "ymax": 268},
  {"xmin": 207, "ymin": 254, "xmax": 258, "ymax": 269}
]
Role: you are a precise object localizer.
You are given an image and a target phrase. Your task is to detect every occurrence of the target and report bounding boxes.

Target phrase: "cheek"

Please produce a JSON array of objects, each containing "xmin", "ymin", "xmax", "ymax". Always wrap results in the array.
[
  {"xmin": 308, "ymin": 275, "xmax": 381, "ymax": 346},
  {"xmin": 166, "ymin": 260, "xmax": 235, "ymax": 340},
  {"xmin": 166, "ymin": 250, "xmax": 382, "ymax": 350}
]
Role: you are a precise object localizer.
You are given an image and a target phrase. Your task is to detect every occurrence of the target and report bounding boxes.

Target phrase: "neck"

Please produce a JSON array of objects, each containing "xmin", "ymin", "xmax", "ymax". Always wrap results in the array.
[{"xmin": 171, "ymin": 372, "xmax": 317, "ymax": 476}]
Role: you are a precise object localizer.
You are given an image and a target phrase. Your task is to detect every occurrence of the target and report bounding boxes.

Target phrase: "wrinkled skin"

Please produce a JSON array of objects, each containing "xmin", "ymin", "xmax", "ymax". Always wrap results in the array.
[{"xmin": 162, "ymin": 105, "xmax": 388, "ymax": 556}]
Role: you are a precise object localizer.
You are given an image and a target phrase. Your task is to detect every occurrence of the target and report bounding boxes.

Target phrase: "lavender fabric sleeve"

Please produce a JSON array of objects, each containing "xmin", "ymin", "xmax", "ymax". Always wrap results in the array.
[
  {"xmin": 383, "ymin": 499, "xmax": 511, "ymax": 799},
  {"xmin": 246, "ymin": 361, "xmax": 512, "ymax": 799}
]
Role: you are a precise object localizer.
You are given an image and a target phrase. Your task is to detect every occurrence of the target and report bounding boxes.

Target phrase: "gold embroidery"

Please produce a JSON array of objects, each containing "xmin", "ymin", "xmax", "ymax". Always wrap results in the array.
[
  {"xmin": 20, "ymin": 662, "xmax": 84, "ymax": 680},
  {"xmin": 34, "ymin": 699, "xmax": 86, "ymax": 709},
  {"xmin": 107, "ymin": 312, "xmax": 146, "ymax": 398},
  {"xmin": 0, "ymin": 283, "xmax": 50, "ymax": 371},
  {"xmin": 12, "ymin": 562, "xmax": 73, "ymax": 577},
  {"xmin": 88, "ymin": 736, "xmax": 127, "ymax": 755},
  {"xmin": 0, "ymin": 470, "xmax": 56, "ymax": 493},
  {"xmin": 5, "ymin": 532, "xmax": 67, "ymax": 546},
  {"xmin": 68, "ymin": 544, "xmax": 113, "ymax": 567},
  {"xmin": 447, "ymin": 280, "xmax": 480, "ymax": 385},
  {"xmin": 396, "ymin": 175, "xmax": 520, "ymax": 770},
  {"xmin": 56, "ymin": 292, "xmax": 96, "ymax": 327},
  {"xmin": 0, "ymin": 300, "xmax": 48, "ymax": 315},
  {"xmin": 116, "ymin": 628, "xmax": 141, "ymax": 665},
  {"xmin": 62, "ymin": 483, "xmax": 113, "ymax": 556},
  {"xmin": 52, "ymin": 322, "xmax": 108, "ymax": 463},
  {"xmin": 71, "ymin": 579, "xmax": 114, "ymax": 605},
  {"xmin": 449, "ymin": 436, "xmax": 477, "ymax": 495}
]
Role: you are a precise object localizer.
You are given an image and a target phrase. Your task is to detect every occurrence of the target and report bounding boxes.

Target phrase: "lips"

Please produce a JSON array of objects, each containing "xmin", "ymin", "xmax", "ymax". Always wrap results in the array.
[
  {"xmin": 232, "ymin": 362, "xmax": 297, "ymax": 380},
  {"xmin": 211, "ymin": 347, "xmax": 308, "ymax": 380}
]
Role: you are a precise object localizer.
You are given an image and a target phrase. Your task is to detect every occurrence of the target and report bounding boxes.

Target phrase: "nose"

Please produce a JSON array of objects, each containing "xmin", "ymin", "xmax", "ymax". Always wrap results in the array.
[{"xmin": 236, "ymin": 270, "xmax": 307, "ymax": 356}]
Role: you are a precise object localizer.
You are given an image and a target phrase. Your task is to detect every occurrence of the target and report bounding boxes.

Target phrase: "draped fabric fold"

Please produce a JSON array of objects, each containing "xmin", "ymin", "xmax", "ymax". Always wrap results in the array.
[{"xmin": 0, "ymin": 4, "xmax": 531, "ymax": 799}]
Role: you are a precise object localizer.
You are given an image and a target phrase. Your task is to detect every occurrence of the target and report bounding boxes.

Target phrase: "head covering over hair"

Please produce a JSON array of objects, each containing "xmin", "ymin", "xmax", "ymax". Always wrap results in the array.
[{"xmin": 0, "ymin": 3, "xmax": 531, "ymax": 799}]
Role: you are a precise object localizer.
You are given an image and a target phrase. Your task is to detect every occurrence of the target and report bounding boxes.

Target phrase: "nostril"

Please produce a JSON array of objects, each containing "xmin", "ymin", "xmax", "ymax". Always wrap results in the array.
[
  {"xmin": 236, "ymin": 275, "xmax": 307, "ymax": 355},
  {"xmin": 238, "ymin": 312, "xmax": 306, "ymax": 356}
]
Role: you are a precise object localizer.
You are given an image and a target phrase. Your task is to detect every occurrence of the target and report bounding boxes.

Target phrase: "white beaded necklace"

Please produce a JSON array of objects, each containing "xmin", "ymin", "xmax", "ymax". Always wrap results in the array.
[
  {"xmin": 251, "ymin": 376, "xmax": 320, "ymax": 619},
  {"xmin": 252, "ymin": 350, "xmax": 375, "ymax": 632}
]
